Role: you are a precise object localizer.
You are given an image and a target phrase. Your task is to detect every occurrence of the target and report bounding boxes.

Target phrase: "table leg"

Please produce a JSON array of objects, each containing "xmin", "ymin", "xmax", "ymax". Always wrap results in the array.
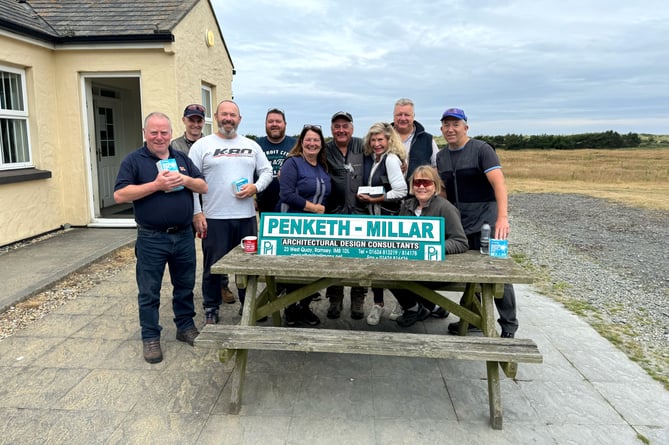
[
  {"xmin": 487, "ymin": 360, "xmax": 503, "ymax": 429},
  {"xmin": 482, "ymin": 282, "xmax": 504, "ymax": 428},
  {"xmin": 479, "ymin": 283, "xmax": 497, "ymax": 337},
  {"xmin": 229, "ymin": 275, "xmax": 258, "ymax": 413},
  {"xmin": 264, "ymin": 276, "xmax": 282, "ymax": 326},
  {"xmin": 458, "ymin": 283, "xmax": 477, "ymax": 335}
]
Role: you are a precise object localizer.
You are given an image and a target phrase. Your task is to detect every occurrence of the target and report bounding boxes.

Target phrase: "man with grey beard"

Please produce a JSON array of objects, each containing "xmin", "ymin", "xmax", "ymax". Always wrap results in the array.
[{"xmin": 189, "ymin": 100, "xmax": 272, "ymax": 324}]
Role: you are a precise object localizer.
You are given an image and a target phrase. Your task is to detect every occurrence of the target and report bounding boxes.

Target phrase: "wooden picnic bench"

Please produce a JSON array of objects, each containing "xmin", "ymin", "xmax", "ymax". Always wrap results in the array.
[{"xmin": 195, "ymin": 248, "xmax": 542, "ymax": 430}]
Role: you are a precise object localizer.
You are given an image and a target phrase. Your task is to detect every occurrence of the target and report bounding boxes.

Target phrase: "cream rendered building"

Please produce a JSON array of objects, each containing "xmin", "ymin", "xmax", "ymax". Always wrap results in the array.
[{"xmin": 0, "ymin": 0, "xmax": 234, "ymax": 246}]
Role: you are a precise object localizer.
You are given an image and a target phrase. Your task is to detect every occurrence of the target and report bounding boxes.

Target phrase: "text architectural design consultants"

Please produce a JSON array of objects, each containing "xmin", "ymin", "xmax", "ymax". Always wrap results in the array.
[{"xmin": 258, "ymin": 213, "xmax": 445, "ymax": 261}]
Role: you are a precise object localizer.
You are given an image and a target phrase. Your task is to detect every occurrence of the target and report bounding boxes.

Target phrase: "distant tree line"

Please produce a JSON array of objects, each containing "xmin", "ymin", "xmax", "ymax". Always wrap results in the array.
[{"xmin": 474, "ymin": 131, "xmax": 641, "ymax": 150}]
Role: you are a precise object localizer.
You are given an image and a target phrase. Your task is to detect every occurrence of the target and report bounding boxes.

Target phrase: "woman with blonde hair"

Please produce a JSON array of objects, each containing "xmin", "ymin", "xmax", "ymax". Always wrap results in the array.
[
  {"xmin": 359, "ymin": 122, "xmax": 407, "ymax": 215},
  {"xmin": 358, "ymin": 122, "xmax": 408, "ymax": 325}
]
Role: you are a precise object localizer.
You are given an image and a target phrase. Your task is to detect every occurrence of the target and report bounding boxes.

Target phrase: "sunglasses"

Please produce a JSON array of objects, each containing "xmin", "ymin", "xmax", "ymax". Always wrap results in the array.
[
  {"xmin": 185, "ymin": 104, "xmax": 205, "ymax": 112},
  {"xmin": 303, "ymin": 124, "xmax": 322, "ymax": 130},
  {"xmin": 412, "ymin": 179, "xmax": 434, "ymax": 188}
]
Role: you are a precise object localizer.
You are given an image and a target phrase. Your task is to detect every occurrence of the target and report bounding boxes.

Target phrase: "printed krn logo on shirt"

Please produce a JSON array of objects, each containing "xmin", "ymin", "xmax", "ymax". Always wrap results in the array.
[{"xmin": 213, "ymin": 148, "xmax": 254, "ymax": 158}]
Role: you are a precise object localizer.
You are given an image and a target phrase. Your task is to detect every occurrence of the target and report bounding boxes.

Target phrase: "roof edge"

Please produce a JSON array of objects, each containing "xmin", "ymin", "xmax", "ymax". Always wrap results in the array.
[{"xmin": 0, "ymin": 19, "xmax": 175, "ymax": 45}]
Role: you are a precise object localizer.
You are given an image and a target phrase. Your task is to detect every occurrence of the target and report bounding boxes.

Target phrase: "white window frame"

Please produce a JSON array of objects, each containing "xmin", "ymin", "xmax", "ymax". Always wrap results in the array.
[
  {"xmin": 0, "ymin": 65, "xmax": 32, "ymax": 170},
  {"xmin": 201, "ymin": 85, "xmax": 213, "ymax": 136}
]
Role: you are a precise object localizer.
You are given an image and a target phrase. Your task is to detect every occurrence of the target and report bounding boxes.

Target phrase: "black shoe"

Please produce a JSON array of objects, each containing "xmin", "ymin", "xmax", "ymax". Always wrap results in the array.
[
  {"xmin": 204, "ymin": 310, "xmax": 219, "ymax": 325},
  {"xmin": 396, "ymin": 304, "xmax": 430, "ymax": 328},
  {"xmin": 284, "ymin": 304, "xmax": 300, "ymax": 327},
  {"xmin": 447, "ymin": 321, "xmax": 482, "ymax": 335},
  {"xmin": 431, "ymin": 307, "xmax": 449, "ymax": 318},
  {"xmin": 350, "ymin": 296, "xmax": 364, "ymax": 320},
  {"xmin": 299, "ymin": 305, "xmax": 321, "ymax": 326},
  {"xmin": 176, "ymin": 326, "xmax": 200, "ymax": 346},
  {"xmin": 326, "ymin": 298, "xmax": 343, "ymax": 319},
  {"xmin": 501, "ymin": 331, "xmax": 515, "ymax": 338}
]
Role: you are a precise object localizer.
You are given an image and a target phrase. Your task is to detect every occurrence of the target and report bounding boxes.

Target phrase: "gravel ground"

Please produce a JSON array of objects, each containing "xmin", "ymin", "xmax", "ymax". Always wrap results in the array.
[
  {"xmin": 509, "ymin": 193, "xmax": 669, "ymax": 384},
  {"xmin": 1, "ymin": 193, "xmax": 668, "ymax": 384}
]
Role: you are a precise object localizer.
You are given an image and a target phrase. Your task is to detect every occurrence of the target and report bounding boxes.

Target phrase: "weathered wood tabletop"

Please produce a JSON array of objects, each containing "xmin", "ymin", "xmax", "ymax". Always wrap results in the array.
[
  {"xmin": 204, "ymin": 247, "xmax": 538, "ymax": 429},
  {"xmin": 212, "ymin": 248, "xmax": 533, "ymax": 286}
]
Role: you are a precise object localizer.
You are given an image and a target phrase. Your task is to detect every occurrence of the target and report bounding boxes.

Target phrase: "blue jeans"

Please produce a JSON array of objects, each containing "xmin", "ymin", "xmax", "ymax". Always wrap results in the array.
[{"xmin": 135, "ymin": 227, "xmax": 196, "ymax": 340}]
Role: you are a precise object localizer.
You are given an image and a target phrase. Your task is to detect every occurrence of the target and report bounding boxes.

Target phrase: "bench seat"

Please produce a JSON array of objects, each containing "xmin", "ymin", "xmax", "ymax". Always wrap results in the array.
[{"xmin": 196, "ymin": 325, "xmax": 542, "ymax": 364}]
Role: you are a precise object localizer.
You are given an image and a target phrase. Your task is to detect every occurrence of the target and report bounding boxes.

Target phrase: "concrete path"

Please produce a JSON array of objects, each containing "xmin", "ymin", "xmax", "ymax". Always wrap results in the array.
[{"xmin": 0, "ymin": 228, "xmax": 666, "ymax": 444}]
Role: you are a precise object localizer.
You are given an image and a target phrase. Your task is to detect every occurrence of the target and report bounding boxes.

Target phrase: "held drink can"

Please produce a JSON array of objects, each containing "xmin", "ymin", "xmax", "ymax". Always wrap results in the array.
[{"xmin": 480, "ymin": 223, "xmax": 491, "ymax": 255}]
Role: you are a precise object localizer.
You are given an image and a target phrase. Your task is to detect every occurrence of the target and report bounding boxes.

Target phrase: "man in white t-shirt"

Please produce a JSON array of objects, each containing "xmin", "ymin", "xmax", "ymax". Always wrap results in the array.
[{"xmin": 189, "ymin": 100, "xmax": 272, "ymax": 324}]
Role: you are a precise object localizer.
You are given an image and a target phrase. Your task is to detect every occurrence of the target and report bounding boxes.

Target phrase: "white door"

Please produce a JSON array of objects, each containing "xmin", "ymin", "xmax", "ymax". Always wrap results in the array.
[{"xmin": 93, "ymin": 99, "xmax": 121, "ymax": 207}]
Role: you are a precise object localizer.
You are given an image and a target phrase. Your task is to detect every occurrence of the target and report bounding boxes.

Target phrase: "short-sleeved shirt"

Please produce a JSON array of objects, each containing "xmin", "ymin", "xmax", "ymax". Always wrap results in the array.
[
  {"xmin": 435, "ymin": 138, "xmax": 501, "ymax": 234},
  {"xmin": 256, "ymin": 135, "xmax": 296, "ymax": 213},
  {"xmin": 114, "ymin": 145, "xmax": 204, "ymax": 229}
]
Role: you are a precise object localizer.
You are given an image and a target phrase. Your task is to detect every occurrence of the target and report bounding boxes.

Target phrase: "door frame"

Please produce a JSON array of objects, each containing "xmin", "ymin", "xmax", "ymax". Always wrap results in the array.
[{"xmin": 81, "ymin": 73, "xmax": 141, "ymax": 227}]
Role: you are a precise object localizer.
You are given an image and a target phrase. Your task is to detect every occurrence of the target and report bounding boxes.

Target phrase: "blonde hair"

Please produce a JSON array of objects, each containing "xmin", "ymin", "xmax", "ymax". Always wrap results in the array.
[
  {"xmin": 408, "ymin": 165, "xmax": 443, "ymax": 196},
  {"xmin": 363, "ymin": 122, "xmax": 406, "ymax": 161}
]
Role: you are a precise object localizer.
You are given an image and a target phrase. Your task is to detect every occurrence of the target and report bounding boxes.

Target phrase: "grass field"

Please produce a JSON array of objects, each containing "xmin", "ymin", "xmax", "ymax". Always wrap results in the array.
[
  {"xmin": 431, "ymin": 133, "xmax": 669, "ymax": 210},
  {"xmin": 499, "ymin": 147, "xmax": 669, "ymax": 211}
]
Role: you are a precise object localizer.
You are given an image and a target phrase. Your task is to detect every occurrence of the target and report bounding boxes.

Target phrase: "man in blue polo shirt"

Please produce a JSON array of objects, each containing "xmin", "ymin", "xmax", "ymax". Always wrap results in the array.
[{"xmin": 114, "ymin": 112, "xmax": 208, "ymax": 364}]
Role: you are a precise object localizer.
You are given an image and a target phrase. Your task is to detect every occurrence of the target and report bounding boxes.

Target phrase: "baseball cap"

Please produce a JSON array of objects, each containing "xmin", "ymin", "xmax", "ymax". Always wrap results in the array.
[
  {"xmin": 440, "ymin": 108, "xmax": 467, "ymax": 121},
  {"xmin": 183, "ymin": 104, "xmax": 205, "ymax": 118},
  {"xmin": 331, "ymin": 111, "xmax": 353, "ymax": 123}
]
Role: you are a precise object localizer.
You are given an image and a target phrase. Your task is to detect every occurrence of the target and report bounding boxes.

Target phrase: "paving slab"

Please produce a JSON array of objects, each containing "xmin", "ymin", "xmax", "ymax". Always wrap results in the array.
[{"xmin": 0, "ymin": 230, "xmax": 667, "ymax": 444}]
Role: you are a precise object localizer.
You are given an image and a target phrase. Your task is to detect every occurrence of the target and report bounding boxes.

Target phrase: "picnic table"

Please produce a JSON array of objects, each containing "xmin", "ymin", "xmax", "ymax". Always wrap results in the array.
[{"xmin": 195, "ymin": 248, "xmax": 542, "ymax": 429}]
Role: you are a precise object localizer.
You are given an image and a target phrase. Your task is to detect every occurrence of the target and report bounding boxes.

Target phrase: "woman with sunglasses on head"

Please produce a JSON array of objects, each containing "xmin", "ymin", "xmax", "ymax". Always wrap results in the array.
[
  {"xmin": 278, "ymin": 124, "xmax": 331, "ymax": 326},
  {"xmin": 390, "ymin": 165, "xmax": 469, "ymax": 327},
  {"xmin": 358, "ymin": 122, "xmax": 409, "ymax": 325}
]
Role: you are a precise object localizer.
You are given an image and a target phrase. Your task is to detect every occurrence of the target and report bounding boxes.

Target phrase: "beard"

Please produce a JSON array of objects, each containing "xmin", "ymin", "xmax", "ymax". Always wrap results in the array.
[
  {"xmin": 218, "ymin": 121, "xmax": 238, "ymax": 137},
  {"xmin": 268, "ymin": 128, "xmax": 285, "ymax": 140}
]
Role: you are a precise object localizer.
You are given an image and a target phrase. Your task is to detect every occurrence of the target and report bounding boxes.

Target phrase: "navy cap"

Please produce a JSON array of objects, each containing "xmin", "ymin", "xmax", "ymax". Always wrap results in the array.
[
  {"xmin": 440, "ymin": 107, "xmax": 467, "ymax": 121},
  {"xmin": 183, "ymin": 104, "xmax": 205, "ymax": 118}
]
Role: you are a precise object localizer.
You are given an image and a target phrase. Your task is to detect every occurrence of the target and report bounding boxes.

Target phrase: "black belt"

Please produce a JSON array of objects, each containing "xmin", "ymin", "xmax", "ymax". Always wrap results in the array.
[{"xmin": 139, "ymin": 224, "xmax": 191, "ymax": 234}]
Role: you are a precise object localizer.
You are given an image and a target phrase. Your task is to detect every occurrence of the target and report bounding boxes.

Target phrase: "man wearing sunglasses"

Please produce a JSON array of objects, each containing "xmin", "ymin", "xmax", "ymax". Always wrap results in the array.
[
  {"xmin": 256, "ymin": 108, "xmax": 296, "ymax": 214},
  {"xmin": 435, "ymin": 108, "xmax": 517, "ymax": 338},
  {"xmin": 172, "ymin": 104, "xmax": 206, "ymax": 155},
  {"xmin": 324, "ymin": 111, "xmax": 369, "ymax": 320}
]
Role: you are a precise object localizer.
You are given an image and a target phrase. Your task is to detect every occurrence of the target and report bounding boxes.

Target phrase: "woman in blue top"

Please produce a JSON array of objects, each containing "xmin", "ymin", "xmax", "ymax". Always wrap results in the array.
[{"xmin": 278, "ymin": 124, "xmax": 331, "ymax": 326}]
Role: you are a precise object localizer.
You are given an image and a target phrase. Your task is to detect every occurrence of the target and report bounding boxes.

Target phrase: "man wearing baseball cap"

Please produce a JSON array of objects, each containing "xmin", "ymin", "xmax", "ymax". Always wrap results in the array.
[
  {"xmin": 435, "ymin": 107, "xmax": 518, "ymax": 338},
  {"xmin": 172, "ymin": 104, "xmax": 206, "ymax": 155},
  {"xmin": 324, "ymin": 111, "xmax": 369, "ymax": 320},
  {"xmin": 173, "ymin": 103, "xmax": 236, "ymax": 305}
]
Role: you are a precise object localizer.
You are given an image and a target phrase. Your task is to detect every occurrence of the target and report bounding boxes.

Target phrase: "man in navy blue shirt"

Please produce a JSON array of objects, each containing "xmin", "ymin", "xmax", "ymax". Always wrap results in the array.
[
  {"xmin": 114, "ymin": 112, "xmax": 208, "ymax": 364},
  {"xmin": 256, "ymin": 108, "xmax": 296, "ymax": 215}
]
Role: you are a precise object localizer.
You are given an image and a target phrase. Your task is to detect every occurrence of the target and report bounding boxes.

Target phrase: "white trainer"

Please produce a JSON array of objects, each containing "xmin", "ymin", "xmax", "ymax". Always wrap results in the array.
[
  {"xmin": 366, "ymin": 304, "xmax": 384, "ymax": 326},
  {"xmin": 388, "ymin": 303, "xmax": 403, "ymax": 321}
]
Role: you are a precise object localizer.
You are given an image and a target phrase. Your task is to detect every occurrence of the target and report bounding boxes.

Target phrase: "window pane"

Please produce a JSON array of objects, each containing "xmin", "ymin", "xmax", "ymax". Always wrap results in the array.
[
  {"xmin": 201, "ymin": 88, "xmax": 212, "ymax": 118},
  {"xmin": 0, "ymin": 71, "xmax": 25, "ymax": 112},
  {"xmin": 1, "ymin": 118, "xmax": 29, "ymax": 163},
  {"xmin": 0, "ymin": 67, "xmax": 31, "ymax": 168}
]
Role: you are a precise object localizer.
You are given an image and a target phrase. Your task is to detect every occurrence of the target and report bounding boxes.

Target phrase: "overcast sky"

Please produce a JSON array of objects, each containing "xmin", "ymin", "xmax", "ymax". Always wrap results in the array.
[{"xmin": 210, "ymin": 1, "xmax": 668, "ymax": 138}]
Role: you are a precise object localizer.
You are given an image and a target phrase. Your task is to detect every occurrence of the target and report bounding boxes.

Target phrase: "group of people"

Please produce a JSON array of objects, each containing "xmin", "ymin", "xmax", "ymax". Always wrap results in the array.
[{"xmin": 114, "ymin": 98, "xmax": 517, "ymax": 364}]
